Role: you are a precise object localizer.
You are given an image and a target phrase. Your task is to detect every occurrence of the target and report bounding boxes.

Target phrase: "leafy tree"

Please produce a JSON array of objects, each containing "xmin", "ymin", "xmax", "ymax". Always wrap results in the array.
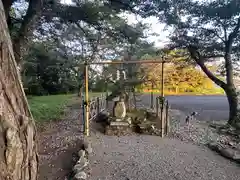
[
  {"xmin": 5, "ymin": 0, "xmax": 150, "ymax": 96},
  {"xmin": 139, "ymin": 50, "xmax": 219, "ymax": 94},
  {"xmin": 23, "ymin": 41, "xmax": 79, "ymax": 95},
  {"xmin": 3, "ymin": 0, "xmax": 147, "ymax": 65},
  {"xmin": 116, "ymin": 0, "xmax": 240, "ymax": 126}
]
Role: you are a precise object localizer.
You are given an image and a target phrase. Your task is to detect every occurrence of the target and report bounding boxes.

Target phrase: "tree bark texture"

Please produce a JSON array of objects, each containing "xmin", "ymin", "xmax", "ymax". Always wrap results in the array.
[
  {"xmin": 0, "ymin": 1, "xmax": 38, "ymax": 180},
  {"xmin": 224, "ymin": 52, "xmax": 239, "ymax": 125},
  {"xmin": 225, "ymin": 86, "xmax": 239, "ymax": 125}
]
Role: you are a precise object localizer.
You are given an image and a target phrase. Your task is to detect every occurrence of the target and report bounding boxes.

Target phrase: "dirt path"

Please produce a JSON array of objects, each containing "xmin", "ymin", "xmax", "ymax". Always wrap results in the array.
[
  {"xmin": 38, "ymin": 99, "xmax": 84, "ymax": 180},
  {"xmin": 89, "ymin": 126, "xmax": 240, "ymax": 180}
]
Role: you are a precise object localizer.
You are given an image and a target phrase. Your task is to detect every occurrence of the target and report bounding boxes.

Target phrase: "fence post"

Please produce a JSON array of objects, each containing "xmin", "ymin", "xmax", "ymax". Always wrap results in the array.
[
  {"xmin": 165, "ymin": 100, "xmax": 169, "ymax": 135},
  {"xmin": 151, "ymin": 82, "xmax": 154, "ymax": 109},
  {"xmin": 160, "ymin": 98, "xmax": 165, "ymax": 138},
  {"xmin": 100, "ymin": 94, "xmax": 103, "ymax": 111},
  {"xmin": 81, "ymin": 95, "xmax": 85, "ymax": 133},
  {"xmin": 106, "ymin": 91, "xmax": 108, "ymax": 109},
  {"xmin": 97, "ymin": 97, "xmax": 100, "ymax": 114},
  {"xmin": 156, "ymin": 97, "xmax": 159, "ymax": 117}
]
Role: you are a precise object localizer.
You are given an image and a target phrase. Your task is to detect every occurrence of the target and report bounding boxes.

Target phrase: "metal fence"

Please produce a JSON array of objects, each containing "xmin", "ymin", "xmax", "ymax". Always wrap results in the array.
[
  {"xmin": 89, "ymin": 94, "xmax": 107, "ymax": 121},
  {"xmin": 81, "ymin": 94, "xmax": 107, "ymax": 134}
]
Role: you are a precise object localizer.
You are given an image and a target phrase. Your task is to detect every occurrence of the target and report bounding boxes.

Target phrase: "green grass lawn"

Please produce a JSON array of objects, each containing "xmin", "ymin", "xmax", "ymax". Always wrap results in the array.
[
  {"xmin": 28, "ymin": 93, "xmax": 104, "ymax": 123},
  {"xmin": 27, "ymin": 94, "xmax": 74, "ymax": 123}
]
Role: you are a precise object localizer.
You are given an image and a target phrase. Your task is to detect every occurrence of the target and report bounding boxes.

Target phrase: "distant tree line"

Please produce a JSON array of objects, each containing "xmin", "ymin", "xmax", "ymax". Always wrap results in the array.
[{"xmin": 139, "ymin": 62, "xmax": 223, "ymax": 94}]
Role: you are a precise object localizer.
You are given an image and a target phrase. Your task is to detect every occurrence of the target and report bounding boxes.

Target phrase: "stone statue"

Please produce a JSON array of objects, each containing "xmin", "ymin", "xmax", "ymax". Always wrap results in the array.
[{"xmin": 113, "ymin": 95, "xmax": 126, "ymax": 121}]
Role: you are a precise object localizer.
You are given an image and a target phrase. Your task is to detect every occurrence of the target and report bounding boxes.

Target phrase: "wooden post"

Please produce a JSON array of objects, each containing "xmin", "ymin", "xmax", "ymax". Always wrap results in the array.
[
  {"xmin": 160, "ymin": 98, "xmax": 165, "ymax": 138},
  {"xmin": 160, "ymin": 58, "xmax": 165, "ymax": 138},
  {"xmin": 156, "ymin": 97, "xmax": 159, "ymax": 117},
  {"xmin": 165, "ymin": 100, "xmax": 169, "ymax": 135},
  {"xmin": 105, "ymin": 83, "xmax": 108, "ymax": 109},
  {"xmin": 161, "ymin": 60, "xmax": 165, "ymax": 98},
  {"xmin": 133, "ymin": 88, "xmax": 137, "ymax": 110},
  {"xmin": 84, "ymin": 63, "xmax": 90, "ymax": 136},
  {"xmin": 81, "ymin": 94, "xmax": 85, "ymax": 133},
  {"xmin": 97, "ymin": 97, "xmax": 100, "ymax": 114},
  {"xmin": 151, "ymin": 82, "xmax": 154, "ymax": 109},
  {"xmin": 100, "ymin": 94, "xmax": 103, "ymax": 111}
]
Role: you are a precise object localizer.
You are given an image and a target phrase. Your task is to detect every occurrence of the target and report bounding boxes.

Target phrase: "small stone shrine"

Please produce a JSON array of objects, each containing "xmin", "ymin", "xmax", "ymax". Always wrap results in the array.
[
  {"xmin": 105, "ymin": 93, "xmax": 132, "ymax": 136},
  {"xmin": 103, "ymin": 93, "xmax": 170, "ymax": 137},
  {"xmin": 113, "ymin": 95, "xmax": 126, "ymax": 120}
]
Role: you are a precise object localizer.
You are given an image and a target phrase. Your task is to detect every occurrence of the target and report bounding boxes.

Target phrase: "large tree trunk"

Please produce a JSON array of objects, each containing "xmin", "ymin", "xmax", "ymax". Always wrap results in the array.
[
  {"xmin": 0, "ymin": 1, "xmax": 38, "ymax": 180},
  {"xmin": 225, "ymin": 86, "xmax": 239, "ymax": 125},
  {"xmin": 224, "ymin": 52, "xmax": 239, "ymax": 126}
]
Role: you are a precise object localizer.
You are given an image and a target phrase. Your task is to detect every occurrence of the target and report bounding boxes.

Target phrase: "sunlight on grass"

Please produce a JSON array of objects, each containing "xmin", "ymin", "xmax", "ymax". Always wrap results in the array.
[
  {"xmin": 28, "ymin": 93, "xmax": 104, "ymax": 123},
  {"xmin": 28, "ymin": 94, "xmax": 74, "ymax": 123}
]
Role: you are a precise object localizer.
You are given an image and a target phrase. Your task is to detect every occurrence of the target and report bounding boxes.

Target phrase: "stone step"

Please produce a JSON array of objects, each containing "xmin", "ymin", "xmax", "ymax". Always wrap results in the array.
[{"xmin": 110, "ymin": 121, "xmax": 129, "ymax": 126}]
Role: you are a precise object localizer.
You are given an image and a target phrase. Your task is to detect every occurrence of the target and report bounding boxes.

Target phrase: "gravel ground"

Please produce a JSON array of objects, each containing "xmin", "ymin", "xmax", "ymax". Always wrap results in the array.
[
  {"xmin": 38, "ymin": 99, "xmax": 84, "ymax": 180},
  {"xmin": 89, "ymin": 109, "xmax": 240, "ymax": 180}
]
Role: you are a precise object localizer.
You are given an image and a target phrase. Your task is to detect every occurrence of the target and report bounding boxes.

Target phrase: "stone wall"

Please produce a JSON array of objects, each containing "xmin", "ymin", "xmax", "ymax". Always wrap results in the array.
[{"xmin": 72, "ymin": 140, "xmax": 92, "ymax": 180}]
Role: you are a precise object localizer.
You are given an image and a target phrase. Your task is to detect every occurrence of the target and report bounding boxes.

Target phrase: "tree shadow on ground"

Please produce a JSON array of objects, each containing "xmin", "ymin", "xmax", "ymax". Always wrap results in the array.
[{"xmin": 38, "ymin": 139, "xmax": 83, "ymax": 180}]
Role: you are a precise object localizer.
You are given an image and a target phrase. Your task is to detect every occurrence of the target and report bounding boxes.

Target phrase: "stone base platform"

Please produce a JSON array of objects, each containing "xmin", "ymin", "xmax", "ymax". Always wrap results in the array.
[
  {"xmin": 105, "ymin": 121, "xmax": 133, "ymax": 136},
  {"xmin": 138, "ymin": 124, "xmax": 161, "ymax": 136}
]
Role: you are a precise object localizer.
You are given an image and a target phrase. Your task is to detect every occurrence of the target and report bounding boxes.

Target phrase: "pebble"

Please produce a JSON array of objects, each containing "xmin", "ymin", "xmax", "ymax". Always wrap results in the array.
[
  {"xmin": 78, "ymin": 150, "xmax": 85, "ymax": 157},
  {"xmin": 74, "ymin": 171, "xmax": 87, "ymax": 180},
  {"xmin": 83, "ymin": 140, "xmax": 93, "ymax": 154}
]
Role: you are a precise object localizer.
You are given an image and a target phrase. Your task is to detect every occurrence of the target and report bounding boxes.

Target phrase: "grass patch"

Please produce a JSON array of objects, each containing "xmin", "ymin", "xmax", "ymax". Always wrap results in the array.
[
  {"xmin": 28, "ymin": 93, "xmax": 105, "ymax": 123},
  {"xmin": 28, "ymin": 94, "xmax": 74, "ymax": 123}
]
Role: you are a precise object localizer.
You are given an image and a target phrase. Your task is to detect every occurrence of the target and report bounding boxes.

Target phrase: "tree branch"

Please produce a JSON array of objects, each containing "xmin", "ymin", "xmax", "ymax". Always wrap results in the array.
[
  {"xmin": 226, "ymin": 17, "xmax": 240, "ymax": 52},
  {"xmin": 188, "ymin": 45, "xmax": 226, "ymax": 88},
  {"xmin": 2, "ymin": 0, "xmax": 14, "ymax": 20},
  {"xmin": 106, "ymin": 0, "xmax": 139, "ymax": 13},
  {"xmin": 220, "ymin": 20, "xmax": 228, "ymax": 42},
  {"xmin": 43, "ymin": 2, "xmax": 100, "ymax": 26},
  {"xmin": 223, "ymin": 18, "xmax": 240, "ymax": 85},
  {"xmin": 201, "ymin": 27, "xmax": 225, "ymax": 43},
  {"xmin": 202, "ymin": 54, "xmax": 224, "ymax": 59},
  {"xmin": 13, "ymin": 0, "xmax": 43, "ymax": 64}
]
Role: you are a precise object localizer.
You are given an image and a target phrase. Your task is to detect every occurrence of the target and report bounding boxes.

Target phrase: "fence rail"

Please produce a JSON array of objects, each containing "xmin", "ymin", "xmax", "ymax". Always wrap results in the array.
[
  {"xmin": 155, "ymin": 96, "xmax": 170, "ymax": 137},
  {"xmin": 89, "ymin": 94, "xmax": 106, "ymax": 121}
]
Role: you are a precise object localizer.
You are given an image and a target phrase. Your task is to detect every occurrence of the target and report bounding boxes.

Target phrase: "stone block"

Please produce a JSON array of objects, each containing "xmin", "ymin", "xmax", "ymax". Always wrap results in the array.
[
  {"xmin": 73, "ymin": 163, "xmax": 86, "ymax": 173},
  {"xmin": 78, "ymin": 150, "xmax": 85, "ymax": 158},
  {"xmin": 126, "ymin": 117, "xmax": 132, "ymax": 125},
  {"xmin": 219, "ymin": 148, "xmax": 240, "ymax": 161},
  {"xmin": 110, "ymin": 121, "xmax": 129, "ymax": 126},
  {"xmin": 137, "ymin": 123, "xmax": 161, "ymax": 136},
  {"xmin": 208, "ymin": 142, "xmax": 222, "ymax": 152},
  {"xmin": 74, "ymin": 156, "xmax": 89, "ymax": 173},
  {"xmin": 83, "ymin": 140, "xmax": 92, "ymax": 155},
  {"xmin": 105, "ymin": 125, "xmax": 133, "ymax": 136},
  {"xmin": 115, "ymin": 118, "xmax": 124, "ymax": 122},
  {"xmin": 74, "ymin": 171, "xmax": 87, "ymax": 180}
]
